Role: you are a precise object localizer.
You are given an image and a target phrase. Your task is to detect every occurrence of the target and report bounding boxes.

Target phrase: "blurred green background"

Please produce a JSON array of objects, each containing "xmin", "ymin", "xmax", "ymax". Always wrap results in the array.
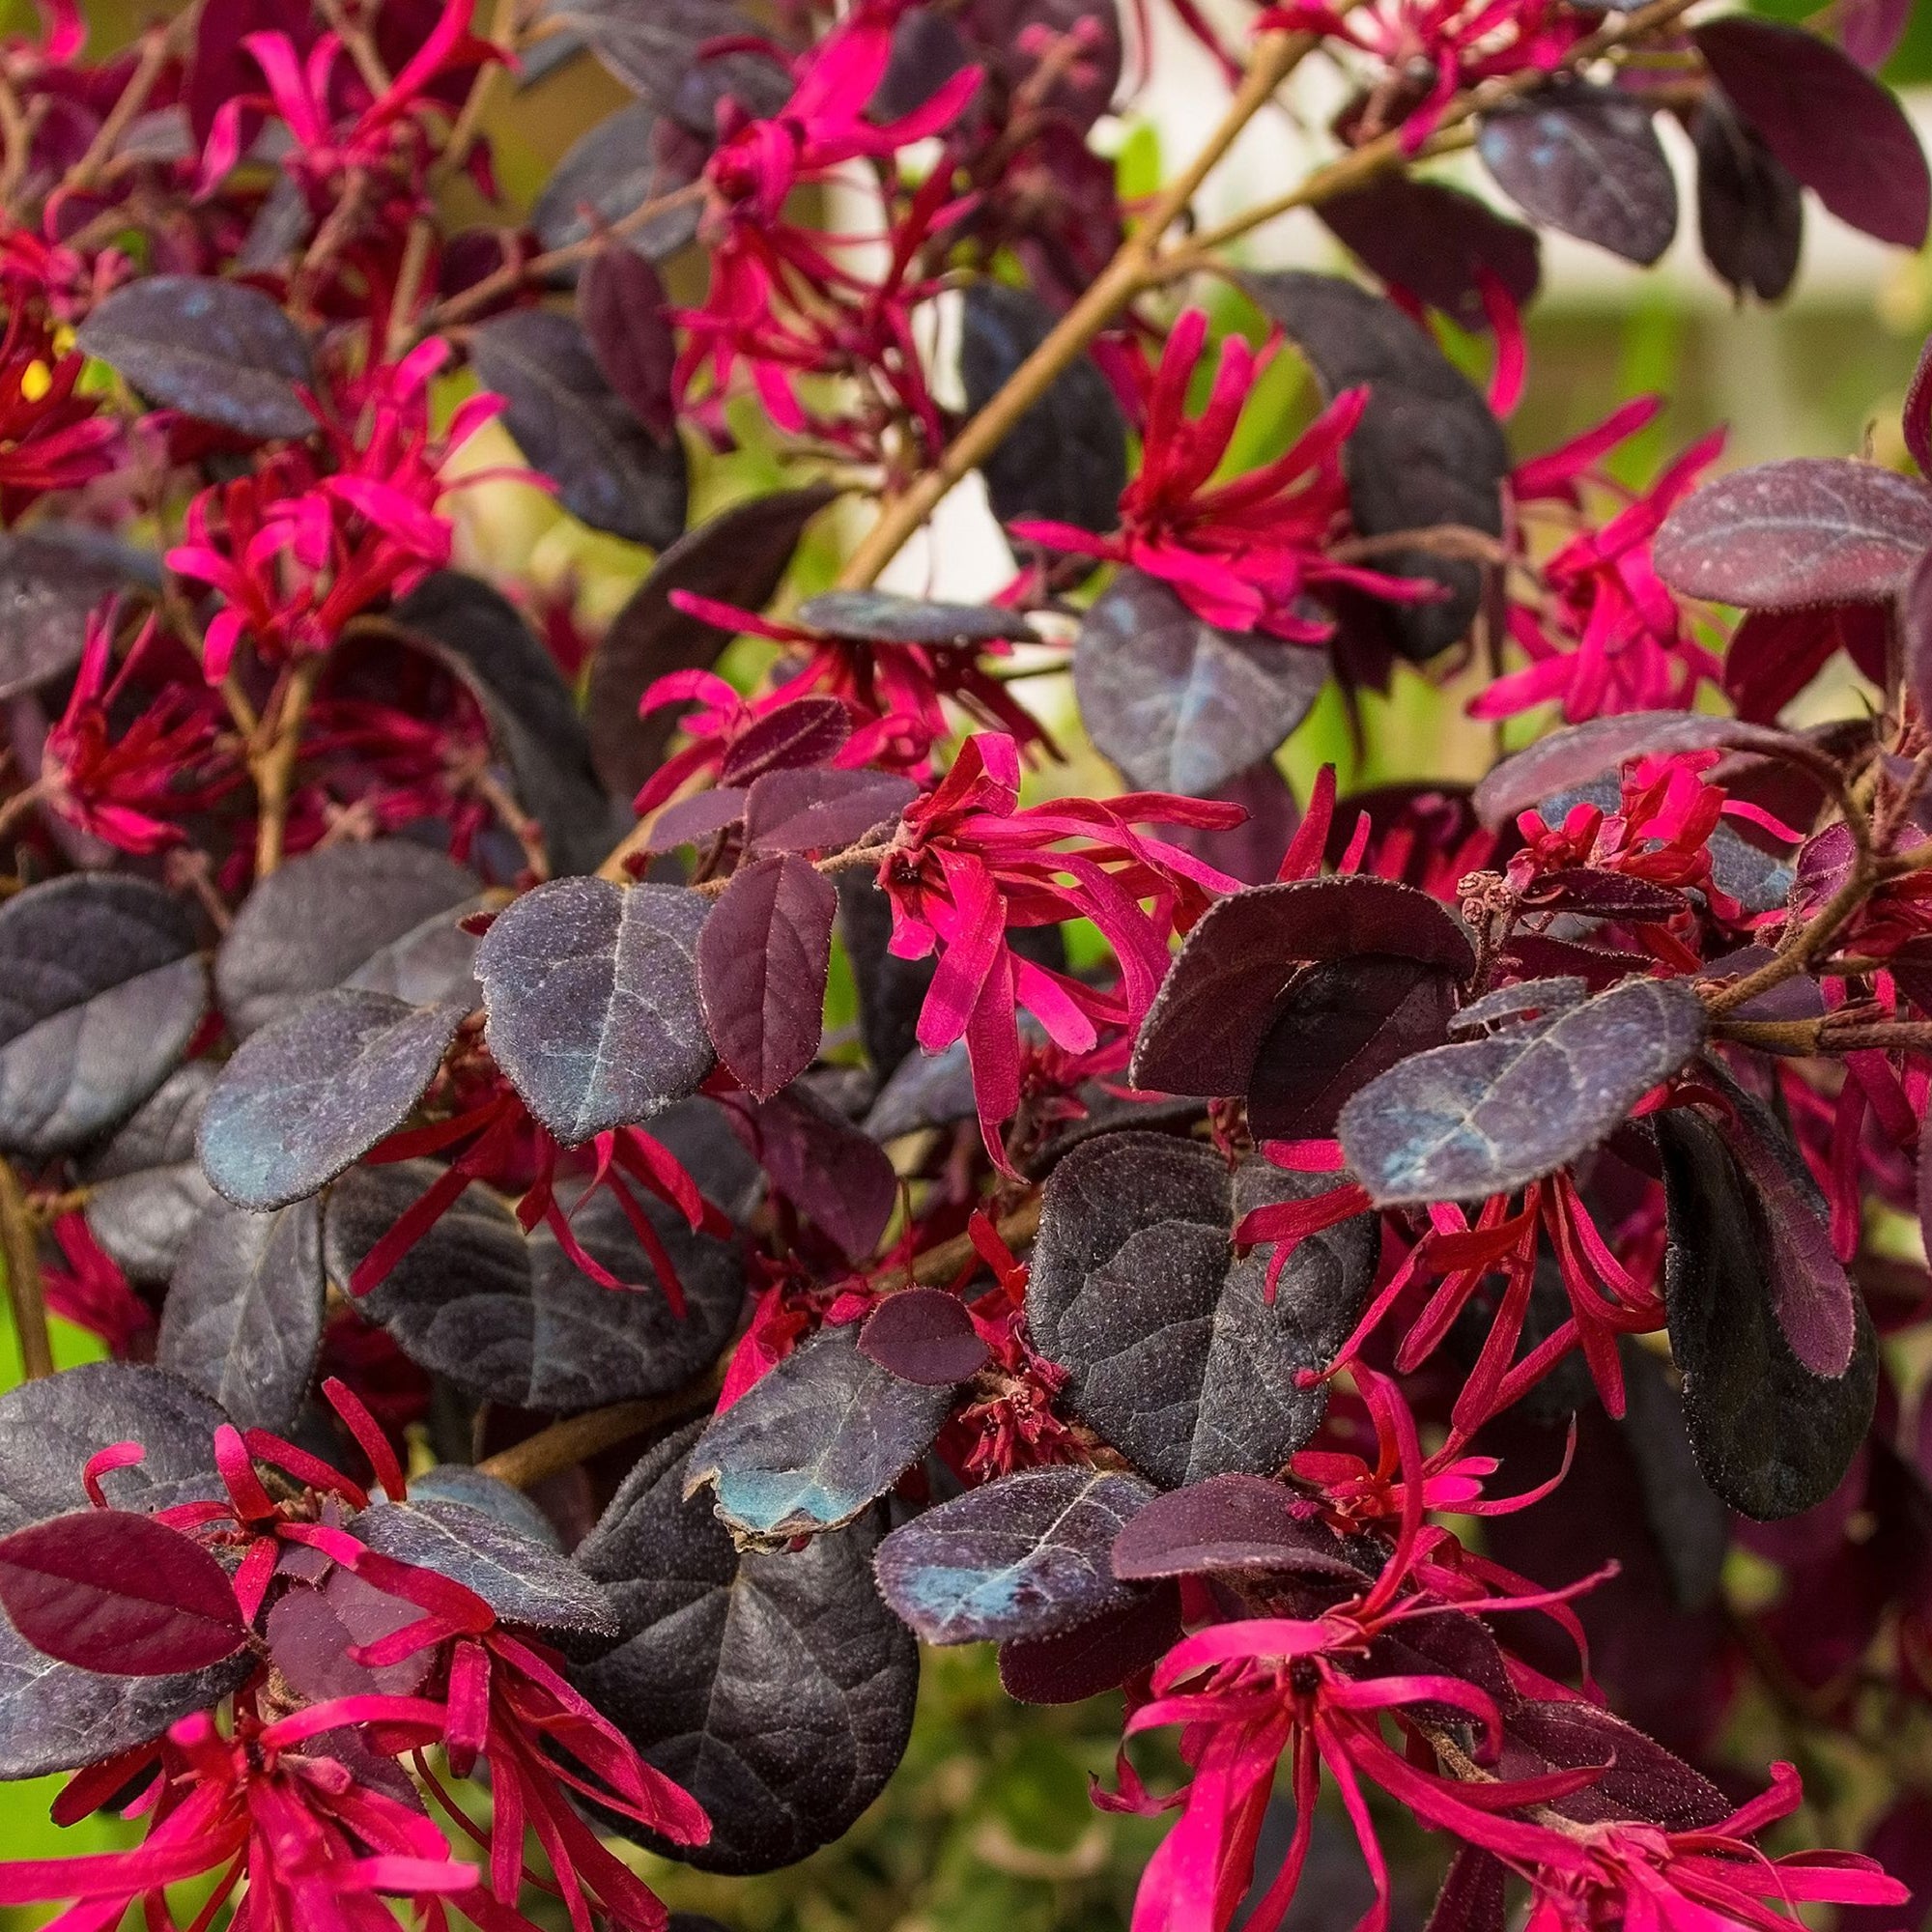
[{"xmin": 2, "ymin": 0, "xmax": 1931, "ymax": 1920}]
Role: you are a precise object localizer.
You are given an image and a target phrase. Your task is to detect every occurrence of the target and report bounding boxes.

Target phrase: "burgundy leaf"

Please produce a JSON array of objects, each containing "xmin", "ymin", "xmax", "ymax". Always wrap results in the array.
[
  {"xmin": 743, "ymin": 768, "xmax": 918, "ymax": 855},
  {"xmin": 579, "ymin": 247, "xmax": 677, "ymax": 442},
  {"xmin": 1692, "ymin": 97, "xmax": 1803, "ymax": 303},
  {"xmin": 1111, "ymin": 1473, "xmax": 1372, "ymax": 1581},
  {"xmin": 0, "ymin": 1510, "xmax": 245, "ymax": 1677},
  {"xmin": 1132, "ymin": 876, "xmax": 1474, "ymax": 1098},
  {"xmin": 1246, "ymin": 955, "xmax": 1460, "ymax": 1141},
  {"xmin": 1423, "ymin": 1851, "xmax": 1507, "ymax": 1932},
  {"xmin": 265, "ymin": 1569, "xmax": 432, "ymax": 1703},
  {"xmin": 1655, "ymin": 457, "xmax": 1932, "ymax": 611},
  {"xmin": 1476, "ymin": 84, "xmax": 1677, "ymax": 265},
  {"xmin": 1164, "ymin": 758, "xmax": 1299, "ymax": 886},
  {"xmin": 858, "ymin": 1288, "xmax": 990, "ymax": 1386},
  {"xmin": 1472, "ymin": 710, "xmax": 1809, "ymax": 829},
  {"xmin": 1908, "ymin": 327, "xmax": 1932, "ymax": 477},
  {"xmin": 1449, "ymin": 977, "xmax": 1589, "ymax": 1037},
  {"xmin": 1316, "ymin": 175, "xmax": 1540, "ymax": 330},
  {"xmin": 749, "ymin": 1086, "xmax": 897, "ymax": 1259},
  {"xmin": 795, "ymin": 589, "xmax": 1037, "ymax": 647},
  {"xmin": 587, "ymin": 485, "xmax": 839, "ymax": 795},
  {"xmin": 650, "ymin": 786, "xmax": 749, "ymax": 849},
  {"xmin": 1723, "ymin": 603, "xmax": 1889, "ymax": 722},
  {"xmin": 998, "ymin": 1582, "xmax": 1181, "ymax": 1704},
  {"xmin": 1903, "ymin": 546, "xmax": 1932, "ymax": 724},
  {"xmin": 698, "ymin": 854, "xmax": 836, "ymax": 1099},
  {"xmin": 1837, "ymin": 0, "xmax": 1914, "ymax": 70},
  {"xmin": 1517, "ymin": 867, "xmax": 1690, "ymax": 922},
  {"xmin": 1694, "ymin": 16, "xmax": 1930, "ymax": 248},
  {"xmin": 1337, "ymin": 977, "xmax": 1709, "ymax": 1207},
  {"xmin": 717, "ymin": 696, "xmax": 852, "ymax": 786}
]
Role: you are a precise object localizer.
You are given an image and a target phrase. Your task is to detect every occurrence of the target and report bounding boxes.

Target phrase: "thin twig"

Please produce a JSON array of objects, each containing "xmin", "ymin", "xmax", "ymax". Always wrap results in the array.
[
  {"xmin": 252, "ymin": 656, "xmax": 325, "ymax": 877},
  {"xmin": 0, "ymin": 1160, "xmax": 53, "ymax": 1381}
]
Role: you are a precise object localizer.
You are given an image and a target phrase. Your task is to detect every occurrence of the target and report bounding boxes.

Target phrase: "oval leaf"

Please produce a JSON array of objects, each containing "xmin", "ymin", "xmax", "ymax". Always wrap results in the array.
[
  {"xmin": 794, "ymin": 589, "xmax": 1037, "ymax": 647},
  {"xmin": 696, "ymin": 854, "xmax": 835, "ymax": 1100},
  {"xmin": 858, "ymin": 1289, "xmax": 990, "ymax": 1386},
  {"xmin": 579, "ymin": 247, "xmax": 676, "ymax": 441},
  {"xmin": 157, "ymin": 1197, "xmax": 325, "ymax": 1432},
  {"xmin": 571, "ymin": 1420, "xmax": 918, "ymax": 1873},
  {"xmin": 215, "ymin": 840, "xmax": 480, "ymax": 1039},
  {"xmin": 1111, "ymin": 1472, "xmax": 1374, "ymax": 1581},
  {"xmin": 1026, "ymin": 1133, "xmax": 1377, "ymax": 1489},
  {"xmin": 197, "ymin": 990, "xmax": 467, "ymax": 1211},
  {"xmin": 743, "ymin": 768, "xmax": 917, "ymax": 855},
  {"xmin": 1657, "ymin": 1107, "xmax": 1877, "ymax": 1520},
  {"xmin": 477, "ymin": 876, "xmax": 714, "ymax": 1143},
  {"xmin": 873, "ymin": 1466, "xmax": 1155, "ymax": 1643},
  {"xmin": 1477, "ymin": 84, "xmax": 1678, "ymax": 265},
  {"xmin": 76, "ymin": 275, "xmax": 315, "ymax": 439},
  {"xmin": 469, "ymin": 308, "xmax": 688, "ymax": 548},
  {"xmin": 1074, "ymin": 568, "xmax": 1328, "ymax": 796},
  {"xmin": 1337, "ymin": 977, "xmax": 1709, "ymax": 1207},
  {"xmin": 80, "ymin": 1063, "xmax": 220, "ymax": 1285},
  {"xmin": 1694, "ymin": 16, "xmax": 1930, "ymax": 248},
  {"xmin": 0, "ymin": 875, "xmax": 205, "ymax": 1159},
  {"xmin": 1692, "ymin": 98, "xmax": 1803, "ymax": 303},
  {"xmin": 1653, "ymin": 457, "xmax": 1932, "ymax": 611},
  {"xmin": 1132, "ymin": 875, "xmax": 1474, "ymax": 1099},
  {"xmin": 687, "ymin": 1324, "xmax": 955, "ymax": 1543},
  {"xmin": 327, "ymin": 1149, "xmax": 743, "ymax": 1409},
  {"xmin": 0, "ymin": 1509, "xmax": 244, "ymax": 1676}
]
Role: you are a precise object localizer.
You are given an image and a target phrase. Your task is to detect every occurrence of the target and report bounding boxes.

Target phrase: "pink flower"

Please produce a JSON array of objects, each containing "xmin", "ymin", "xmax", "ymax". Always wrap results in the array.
[
  {"xmin": 1258, "ymin": 0, "xmax": 1588, "ymax": 149},
  {"xmin": 41, "ymin": 610, "xmax": 238, "ymax": 852},
  {"xmin": 0, "ymin": 298, "xmax": 117, "ymax": 523},
  {"xmin": 1476, "ymin": 400, "xmax": 1725, "ymax": 724},
  {"xmin": 167, "ymin": 344, "xmax": 505, "ymax": 681},
  {"xmin": 679, "ymin": 3, "xmax": 981, "ymax": 436},
  {"xmin": 879, "ymin": 731, "xmax": 1241, "ymax": 1167},
  {"xmin": 1013, "ymin": 311, "xmax": 1429, "ymax": 641},
  {"xmin": 39, "ymin": 1210, "xmax": 156, "ymax": 1355}
]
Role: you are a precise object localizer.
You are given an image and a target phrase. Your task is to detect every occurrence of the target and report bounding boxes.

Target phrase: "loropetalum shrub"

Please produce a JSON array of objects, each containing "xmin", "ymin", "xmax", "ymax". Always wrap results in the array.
[{"xmin": 1, "ymin": 0, "xmax": 1932, "ymax": 1926}]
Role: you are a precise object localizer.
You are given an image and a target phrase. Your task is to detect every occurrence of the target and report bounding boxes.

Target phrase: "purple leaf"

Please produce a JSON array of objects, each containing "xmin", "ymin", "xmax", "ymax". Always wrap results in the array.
[
  {"xmin": 1026, "ymin": 1133, "xmax": 1376, "ymax": 1487},
  {"xmin": 266, "ymin": 1569, "xmax": 433, "ymax": 1703},
  {"xmin": 1337, "ymin": 977, "xmax": 1708, "ymax": 1207},
  {"xmin": 650, "ymin": 786, "xmax": 749, "ymax": 849},
  {"xmin": 157, "ymin": 1197, "xmax": 325, "ymax": 1433},
  {"xmin": 469, "ymin": 307, "xmax": 687, "ymax": 548},
  {"xmin": 1907, "ymin": 328, "xmax": 1932, "ymax": 478},
  {"xmin": 1111, "ymin": 1472, "xmax": 1373, "ymax": 1581},
  {"xmin": 1449, "ymin": 977, "xmax": 1589, "ymax": 1037},
  {"xmin": 75, "ymin": 275, "xmax": 314, "ymax": 439},
  {"xmin": 329, "ymin": 1131, "xmax": 746, "ymax": 1408},
  {"xmin": 1471, "ymin": 710, "xmax": 1810, "ymax": 829},
  {"xmin": 215, "ymin": 839, "xmax": 479, "ymax": 1038},
  {"xmin": 579, "ymin": 247, "xmax": 677, "ymax": 441},
  {"xmin": 1501, "ymin": 1698, "xmax": 1731, "ymax": 1831},
  {"xmin": 530, "ymin": 102, "xmax": 706, "ymax": 260},
  {"xmin": 1692, "ymin": 97, "xmax": 1803, "ymax": 302},
  {"xmin": 80, "ymin": 1063, "xmax": 219, "ymax": 1286},
  {"xmin": 874, "ymin": 1467, "xmax": 1155, "ymax": 1642},
  {"xmin": 0, "ymin": 529, "xmax": 154, "ymax": 701},
  {"xmin": 858, "ymin": 1289, "xmax": 990, "ymax": 1386},
  {"xmin": 1247, "ymin": 956, "xmax": 1460, "ymax": 1142},
  {"xmin": 353, "ymin": 1497, "xmax": 616, "ymax": 1634},
  {"xmin": 587, "ymin": 484, "xmax": 838, "ymax": 795},
  {"xmin": 1164, "ymin": 757, "xmax": 1299, "ymax": 886},
  {"xmin": 1073, "ymin": 568, "xmax": 1329, "ymax": 796},
  {"xmin": 1694, "ymin": 16, "xmax": 1930, "ymax": 248},
  {"xmin": 717, "ymin": 696, "xmax": 851, "ymax": 785},
  {"xmin": 961, "ymin": 281, "xmax": 1127, "ymax": 534},
  {"xmin": 1655, "ymin": 456, "xmax": 1932, "ymax": 611},
  {"xmin": 197, "ymin": 989, "xmax": 467, "ymax": 1211},
  {"xmin": 1657, "ymin": 1107, "xmax": 1877, "ymax": 1519},
  {"xmin": 1517, "ymin": 867, "xmax": 1690, "ymax": 922},
  {"xmin": 748, "ymin": 1086, "xmax": 897, "ymax": 1259},
  {"xmin": 1132, "ymin": 875, "xmax": 1474, "ymax": 1099},
  {"xmin": 0, "ymin": 875, "xmax": 206, "ymax": 1160},
  {"xmin": 795, "ymin": 589, "xmax": 1037, "ymax": 647},
  {"xmin": 1246, "ymin": 271, "xmax": 1507, "ymax": 662},
  {"xmin": 998, "ymin": 1583, "xmax": 1181, "ymax": 1704},
  {"xmin": 476, "ymin": 876, "xmax": 714, "ymax": 1143},
  {"xmin": 1477, "ymin": 84, "xmax": 1678, "ymax": 265},
  {"xmin": 570, "ymin": 1418, "xmax": 917, "ymax": 1872},
  {"xmin": 698, "ymin": 854, "xmax": 836, "ymax": 1100},
  {"xmin": 689, "ymin": 1324, "xmax": 955, "ymax": 1542},
  {"xmin": 0, "ymin": 1509, "xmax": 245, "ymax": 1677},
  {"xmin": 1423, "ymin": 1851, "xmax": 1507, "ymax": 1932},
  {"xmin": 1316, "ymin": 175, "xmax": 1540, "ymax": 330},
  {"xmin": 743, "ymin": 768, "xmax": 917, "ymax": 855}
]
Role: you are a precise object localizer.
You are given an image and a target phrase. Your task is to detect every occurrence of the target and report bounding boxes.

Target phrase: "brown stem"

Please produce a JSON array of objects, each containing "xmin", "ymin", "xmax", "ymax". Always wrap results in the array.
[
  {"xmin": 479, "ymin": 1196, "xmax": 1046, "ymax": 1489},
  {"xmin": 63, "ymin": 11, "xmax": 193, "ymax": 197},
  {"xmin": 1715, "ymin": 1017, "xmax": 1932, "ymax": 1055},
  {"xmin": 0, "ymin": 779, "xmax": 46, "ymax": 846},
  {"xmin": 252, "ymin": 656, "xmax": 325, "ymax": 878},
  {"xmin": 0, "ymin": 1160, "xmax": 53, "ymax": 1380},
  {"xmin": 833, "ymin": 29, "xmax": 1316, "ymax": 592}
]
